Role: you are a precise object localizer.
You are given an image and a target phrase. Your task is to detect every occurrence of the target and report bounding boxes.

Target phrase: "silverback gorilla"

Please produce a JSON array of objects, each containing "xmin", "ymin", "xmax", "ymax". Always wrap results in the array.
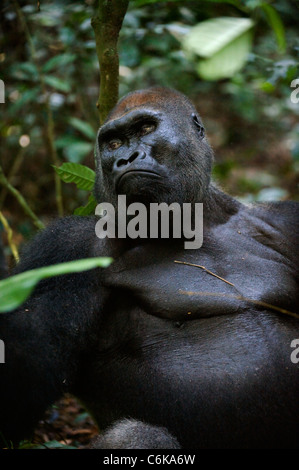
[{"xmin": 0, "ymin": 87, "xmax": 298, "ymax": 449}]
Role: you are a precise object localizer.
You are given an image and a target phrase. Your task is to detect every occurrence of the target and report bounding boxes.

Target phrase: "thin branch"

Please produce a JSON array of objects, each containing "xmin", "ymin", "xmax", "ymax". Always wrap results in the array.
[
  {"xmin": 0, "ymin": 211, "xmax": 19, "ymax": 263},
  {"xmin": 0, "ymin": 166, "xmax": 45, "ymax": 231},
  {"xmin": 174, "ymin": 260, "xmax": 235, "ymax": 287},
  {"xmin": 180, "ymin": 290, "xmax": 299, "ymax": 320},
  {"xmin": 0, "ymin": 147, "xmax": 25, "ymax": 207}
]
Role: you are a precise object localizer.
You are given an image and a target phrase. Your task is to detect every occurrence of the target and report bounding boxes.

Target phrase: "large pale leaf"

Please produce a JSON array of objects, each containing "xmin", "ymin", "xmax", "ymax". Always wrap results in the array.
[
  {"xmin": 183, "ymin": 17, "xmax": 254, "ymax": 80},
  {"xmin": 54, "ymin": 162, "xmax": 95, "ymax": 191},
  {"xmin": 0, "ymin": 257, "xmax": 113, "ymax": 313},
  {"xmin": 197, "ymin": 29, "xmax": 253, "ymax": 80}
]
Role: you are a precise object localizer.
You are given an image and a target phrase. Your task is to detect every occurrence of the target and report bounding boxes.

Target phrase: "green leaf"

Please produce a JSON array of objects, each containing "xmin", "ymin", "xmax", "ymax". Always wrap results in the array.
[
  {"xmin": 63, "ymin": 142, "xmax": 94, "ymax": 163},
  {"xmin": 42, "ymin": 53, "xmax": 76, "ymax": 73},
  {"xmin": 197, "ymin": 30, "xmax": 253, "ymax": 80},
  {"xmin": 183, "ymin": 17, "xmax": 254, "ymax": 58},
  {"xmin": 54, "ymin": 162, "xmax": 95, "ymax": 191},
  {"xmin": 74, "ymin": 194, "xmax": 98, "ymax": 216},
  {"xmin": 55, "ymin": 135, "xmax": 82, "ymax": 149},
  {"xmin": 17, "ymin": 62, "xmax": 39, "ymax": 79},
  {"xmin": 44, "ymin": 75, "xmax": 71, "ymax": 93},
  {"xmin": 0, "ymin": 257, "xmax": 113, "ymax": 313},
  {"xmin": 69, "ymin": 117, "xmax": 96, "ymax": 140},
  {"xmin": 183, "ymin": 17, "xmax": 254, "ymax": 80},
  {"xmin": 261, "ymin": 3, "xmax": 286, "ymax": 52}
]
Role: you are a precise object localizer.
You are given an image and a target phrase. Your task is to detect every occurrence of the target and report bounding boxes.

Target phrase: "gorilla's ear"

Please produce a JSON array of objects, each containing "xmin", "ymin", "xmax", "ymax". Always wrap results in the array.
[{"xmin": 192, "ymin": 113, "xmax": 205, "ymax": 139}]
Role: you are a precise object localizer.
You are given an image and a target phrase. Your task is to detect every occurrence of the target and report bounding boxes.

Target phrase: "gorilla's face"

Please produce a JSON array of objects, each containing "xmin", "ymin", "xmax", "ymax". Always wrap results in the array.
[{"xmin": 95, "ymin": 87, "xmax": 214, "ymax": 207}]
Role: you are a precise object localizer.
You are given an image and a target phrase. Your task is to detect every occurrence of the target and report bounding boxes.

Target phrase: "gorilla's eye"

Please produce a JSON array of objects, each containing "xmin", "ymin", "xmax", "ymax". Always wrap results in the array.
[
  {"xmin": 108, "ymin": 139, "xmax": 122, "ymax": 151},
  {"xmin": 139, "ymin": 123, "xmax": 156, "ymax": 136}
]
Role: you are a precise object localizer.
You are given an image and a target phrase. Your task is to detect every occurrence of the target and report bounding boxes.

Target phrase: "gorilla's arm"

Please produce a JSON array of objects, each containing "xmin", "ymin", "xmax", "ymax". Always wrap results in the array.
[{"xmin": 0, "ymin": 216, "xmax": 107, "ymax": 445}]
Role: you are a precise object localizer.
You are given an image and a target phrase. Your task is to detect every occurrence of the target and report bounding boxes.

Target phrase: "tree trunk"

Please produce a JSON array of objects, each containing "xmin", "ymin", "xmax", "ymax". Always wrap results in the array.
[{"xmin": 91, "ymin": 0, "xmax": 129, "ymax": 125}]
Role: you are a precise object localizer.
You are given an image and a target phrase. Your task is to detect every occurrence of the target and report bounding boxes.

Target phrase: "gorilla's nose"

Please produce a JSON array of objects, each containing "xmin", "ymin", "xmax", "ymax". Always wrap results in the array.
[{"xmin": 114, "ymin": 149, "xmax": 146, "ymax": 171}]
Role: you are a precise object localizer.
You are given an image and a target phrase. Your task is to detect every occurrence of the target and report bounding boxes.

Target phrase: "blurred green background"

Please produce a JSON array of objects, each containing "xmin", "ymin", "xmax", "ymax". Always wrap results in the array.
[{"xmin": 0, "ymin": 0, "xmax": 299, "ymax": 250}]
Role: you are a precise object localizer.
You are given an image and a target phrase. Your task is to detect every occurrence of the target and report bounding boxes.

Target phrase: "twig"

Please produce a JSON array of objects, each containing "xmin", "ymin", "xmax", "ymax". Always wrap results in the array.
[
  {"xmin": 0, "ymin": 147, "xmax": 25, "ymax": 207},
  {"xmin": 174, "ymin": 260, "xmax": 235, "ymax": 287},
  {"xmin": 0, "ymin": 210, "xmax": 19, "ymax": 263},
  {"xmin": 180, "ymin": 290, "xmax": 299, "ymax": 320},
  {"xmin": 0, "ymin": 165, "xmax": 44, "ymax": 231}
]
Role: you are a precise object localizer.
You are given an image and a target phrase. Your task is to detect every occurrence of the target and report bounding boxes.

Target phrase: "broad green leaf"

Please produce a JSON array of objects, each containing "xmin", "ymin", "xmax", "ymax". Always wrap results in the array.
[
  {"xmin": 0, "ymin": 257, "xmax": 113, "ymax": 313},
  {"xmin": 64, "ymin": 141, "xmax": 93, "ymax": 163},
  {"xmin": 54, "ymin": 162, "xmax": 95, "ymax": 191},
  {"xmin": 42, "ymin": 53, "xmax": 76, "ymax": 73},
  {"xmin": 197, "ymin": 29, "xmax": 253, "ymax": 80},
  {"xmin": 183, "ymin": 17, "xmax": 254, "ymax": 80},
  {"xmin": 69, "ymin": 117, "xmax": 96, "ymax": 140},
  {"xmin": 261, "ymin": 3, "xmax": 286, "ymax": 52},
  {"xmin": 74, "ymin": 194, "xmax": 98, "ymax": 216},
  {"xmin": 183, "ymin": 17, "xmax": 254, "ymax": 58},
  {"xmin": 44, "ymin": 75, "xmax": 71, "ymax": 93}
]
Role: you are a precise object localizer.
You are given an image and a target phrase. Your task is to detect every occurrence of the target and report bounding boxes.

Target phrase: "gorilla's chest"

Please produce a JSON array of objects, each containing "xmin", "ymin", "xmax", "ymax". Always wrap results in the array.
[{"xmin": 102, "ymin": 219, "xmax": 297, "ymax": 320}]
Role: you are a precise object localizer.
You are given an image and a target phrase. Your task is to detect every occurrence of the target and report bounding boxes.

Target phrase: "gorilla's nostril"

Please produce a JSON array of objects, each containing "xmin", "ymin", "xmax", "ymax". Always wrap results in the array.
[
  {"xmin": 115, "ymin": 150, "xmax": 146, "ymax": 169},
  {"xmin": 116, "ymin": 158, "xmax": 128, "ymax": 168},
  {"xmin": 129, "ymin": 150, "xmax": 146, "ymax": 163},
  {"xmin": 129, "ymin": 151, "xmax": 139, "ymax": 163}
]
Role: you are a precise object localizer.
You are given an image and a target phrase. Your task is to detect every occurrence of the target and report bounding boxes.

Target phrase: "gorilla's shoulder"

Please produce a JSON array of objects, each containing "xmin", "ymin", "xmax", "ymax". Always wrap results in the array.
[
  {"xmin": 242, "ymin": 200, "xmax": 299, "ymax": 244},
  {"xmin": 14, "ymin": 216, "xmax": 99, "ymax": 274},
  {"xmin": 250, "ymin": 200, "xmax": 299, "ymax": 226}
]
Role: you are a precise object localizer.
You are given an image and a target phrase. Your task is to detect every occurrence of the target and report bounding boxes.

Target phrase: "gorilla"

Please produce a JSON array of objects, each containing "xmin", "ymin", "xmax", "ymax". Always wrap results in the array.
[{"xmin": 0, "ymin": 87, "xmax": 298, "ymax": 449}]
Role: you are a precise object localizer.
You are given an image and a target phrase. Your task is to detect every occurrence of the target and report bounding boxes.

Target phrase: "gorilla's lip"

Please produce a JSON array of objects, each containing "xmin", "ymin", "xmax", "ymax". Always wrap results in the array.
[{"xmin": 116, "ymin": 169, "xmax": 162, "ymax": 189}]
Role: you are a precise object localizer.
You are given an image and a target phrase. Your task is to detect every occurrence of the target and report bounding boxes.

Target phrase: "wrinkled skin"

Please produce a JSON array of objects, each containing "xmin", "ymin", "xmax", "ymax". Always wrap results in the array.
[{"xmin": 0, "ymin": 88, "xmax": 298, "ymax": 449}]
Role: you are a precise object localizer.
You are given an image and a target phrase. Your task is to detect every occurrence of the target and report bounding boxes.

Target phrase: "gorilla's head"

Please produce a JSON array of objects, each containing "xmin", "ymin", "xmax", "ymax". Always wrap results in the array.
[{"xmin": 94, "ymin": 87, "xmax": 214, "ymax": 207}]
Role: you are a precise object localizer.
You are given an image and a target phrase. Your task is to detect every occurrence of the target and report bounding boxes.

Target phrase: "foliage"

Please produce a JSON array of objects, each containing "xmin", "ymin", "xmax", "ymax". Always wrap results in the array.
[
  {"xmin": 0, "ymin": 256, "xmax": 112, "ymax": 313},
  {"xmin": 182, "ymin": 17, "xmax": 254, "ymax": 80},
  {"xmin": 54, "ymin": 162, "xmax": 97, "ymax": 215}
]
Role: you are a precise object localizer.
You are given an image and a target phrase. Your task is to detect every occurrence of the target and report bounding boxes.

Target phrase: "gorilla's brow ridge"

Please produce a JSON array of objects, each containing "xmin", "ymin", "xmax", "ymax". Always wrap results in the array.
[{"xmin": 99, "ymin": 108, "xmax": 162, "ymax": 140}]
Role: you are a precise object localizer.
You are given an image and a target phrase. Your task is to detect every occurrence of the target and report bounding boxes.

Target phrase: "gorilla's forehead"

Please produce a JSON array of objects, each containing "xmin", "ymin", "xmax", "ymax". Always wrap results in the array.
[
  {"xmin": 106, "ymin": 87, "xmax": 197, "ymax": 123},
  {"xmin": 107, "ymin": 104, "xmax": 158, "ymax": 123}
]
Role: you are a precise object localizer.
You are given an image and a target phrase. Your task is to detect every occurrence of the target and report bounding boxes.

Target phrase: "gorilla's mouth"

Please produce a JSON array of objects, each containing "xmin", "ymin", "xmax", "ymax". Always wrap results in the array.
[{"xmin": 116, "ymin": 169, "xmax": 162, "ymax": 191}]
